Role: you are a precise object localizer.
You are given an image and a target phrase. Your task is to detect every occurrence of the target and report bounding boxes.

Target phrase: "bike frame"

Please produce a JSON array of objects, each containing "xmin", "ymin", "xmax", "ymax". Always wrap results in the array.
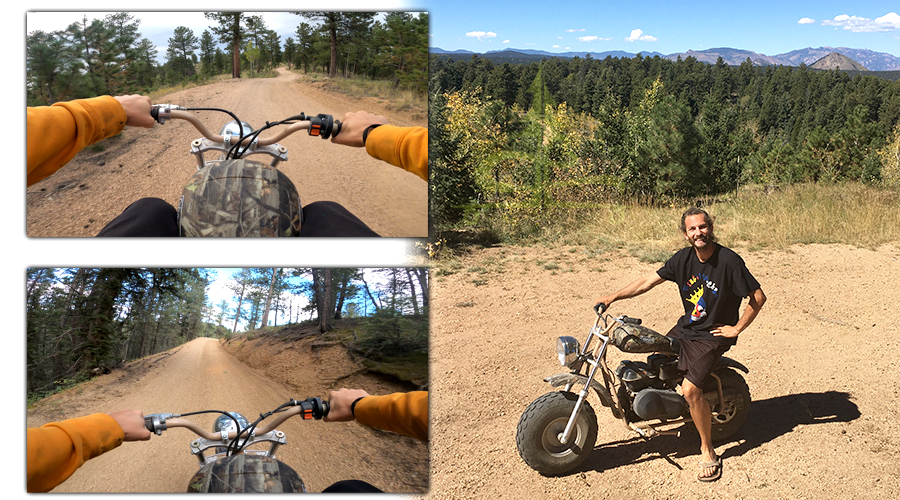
[
  {"xmin": 188, "ymin": 430, "xmax": 287, "ymax": 466},
  {"xmin": 555, "ymin": 312, "xmax": 731, "ymax": 444}
]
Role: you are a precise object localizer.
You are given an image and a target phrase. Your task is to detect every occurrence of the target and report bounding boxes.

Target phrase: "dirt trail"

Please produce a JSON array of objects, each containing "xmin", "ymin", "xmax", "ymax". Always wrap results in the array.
[
  {"xmin": 26, "ymin": 336, "xmax": 427, "ymax": 493},
  {"xmin": 26, "ymin": 68, "xmax": 427, "ymax": 237},
  {"xmin": 427, "ymin": 243, "xmax": 900, "ymax": 499}
]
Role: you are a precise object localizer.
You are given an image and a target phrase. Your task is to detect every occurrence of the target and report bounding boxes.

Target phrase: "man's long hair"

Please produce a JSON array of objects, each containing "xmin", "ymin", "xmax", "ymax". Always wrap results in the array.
[{"xmin": 680, "ymin": 207, "xmax": 718, "ymax": 243}]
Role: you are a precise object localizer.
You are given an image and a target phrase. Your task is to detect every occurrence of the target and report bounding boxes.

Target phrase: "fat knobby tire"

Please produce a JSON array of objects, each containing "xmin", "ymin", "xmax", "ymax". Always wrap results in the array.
[{"xmin": 516, "ymin": 391, "xmax": 598, "ymax": 476}]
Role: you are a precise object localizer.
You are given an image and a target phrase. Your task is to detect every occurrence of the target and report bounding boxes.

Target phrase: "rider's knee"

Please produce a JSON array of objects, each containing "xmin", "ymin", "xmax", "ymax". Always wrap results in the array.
[{"xmin": 681, "ymin": 381, "xmax": 704, "ymax": 403}]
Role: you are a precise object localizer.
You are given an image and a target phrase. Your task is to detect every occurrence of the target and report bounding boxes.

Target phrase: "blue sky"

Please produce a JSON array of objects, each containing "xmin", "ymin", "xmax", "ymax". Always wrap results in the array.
[
  {"xmin": 25, "ymin": 3, "xmax": 899, "ymax": 63},
  {"xmin": 425, "ymin": 1, "xmax": 900, "ymax": 57},
  {"xmin": 205, "ymin": 268, "xmax": 400, "ymax": 330}
]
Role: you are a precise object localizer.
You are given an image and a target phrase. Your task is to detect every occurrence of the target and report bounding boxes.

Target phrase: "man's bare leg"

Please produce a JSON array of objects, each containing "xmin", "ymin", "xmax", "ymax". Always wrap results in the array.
[{"xmin": 682, "ymin": 378, "xmax": 719, "ymax": 479}]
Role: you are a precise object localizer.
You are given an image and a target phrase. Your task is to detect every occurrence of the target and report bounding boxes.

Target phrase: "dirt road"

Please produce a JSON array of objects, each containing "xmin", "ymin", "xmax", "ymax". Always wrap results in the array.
[
  {"xmin": 26, "ymin": 68, "xmax": 427, "ymax": 237},
  {"xmin": 428, "ymin": 243, "xmax": 900, "ymax": 499},
  {"xmin": 26, "ymin": 337, "xmax": 427, "ymax": 493}
]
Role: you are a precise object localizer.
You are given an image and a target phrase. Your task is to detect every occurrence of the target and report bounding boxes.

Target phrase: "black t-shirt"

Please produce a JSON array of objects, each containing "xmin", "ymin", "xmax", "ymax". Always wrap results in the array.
[{"xmin": 657, "ymin": 244, "xmax": 761, "ymax": 342}]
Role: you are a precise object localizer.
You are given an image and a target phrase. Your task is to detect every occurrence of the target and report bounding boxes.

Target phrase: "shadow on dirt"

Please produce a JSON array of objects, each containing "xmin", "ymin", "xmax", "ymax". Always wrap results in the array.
[{"xmin": 574, "ymin": 391, "xmax": 859, "ymax": 475}]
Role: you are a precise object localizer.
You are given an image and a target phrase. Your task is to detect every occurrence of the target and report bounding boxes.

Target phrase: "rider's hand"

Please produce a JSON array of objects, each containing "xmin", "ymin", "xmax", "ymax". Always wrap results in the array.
[
  {"xmin": 331, "ymin": 111, "xmax": 388, "ymax": 148},
  {"xmin": 324, "ymin": 388, "xmax": 371, "ymax": 422},
  {"xmin": 113, "ymin": 95, "xmax": 155, "ymax": 128},
  {"xmin": 711, "ymin": 325, "xmax": 740, "ymax": 339},
  {"xmin": 108, "ymin": 409, "xmax": 152, "ymax": 441},
  {"xmin": 594, "ymin": 296, "xmax": 614, "ymax": 311}
]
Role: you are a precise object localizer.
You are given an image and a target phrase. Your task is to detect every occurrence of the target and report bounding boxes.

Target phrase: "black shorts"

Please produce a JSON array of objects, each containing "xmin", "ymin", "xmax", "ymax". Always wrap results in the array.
[{"xmin": 666, "ymin": 326, "xmax": 732, "ymax": 388}]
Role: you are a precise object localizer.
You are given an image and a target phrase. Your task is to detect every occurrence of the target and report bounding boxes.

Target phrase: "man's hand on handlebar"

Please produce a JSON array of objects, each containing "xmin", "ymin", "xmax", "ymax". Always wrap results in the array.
[
  {"xmin": 331, "ymin": 111, "xmax": 388, "ymax": 148},
  {"xmin": 113, "ymin": 95, "xmax": 155, "ymax": 129},
  {"xmin": 108, "ymin": 409, "xmax": 152, "ymax": 441},
  {"xmin": 324, "ymin": 388, "xmax": 371, "ymax": 422},
  {"xmin": 593, "ymin": 298, "xmax": 614, "ymax": 314}
]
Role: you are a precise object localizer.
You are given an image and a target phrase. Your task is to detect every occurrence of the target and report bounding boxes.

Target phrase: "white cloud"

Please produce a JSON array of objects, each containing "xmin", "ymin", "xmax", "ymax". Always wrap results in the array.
[
  {"xmin": 798, "ymin": 17, "xmax": 815, "ymax": 24},
  {"xmin": 566, "ymin": 28, "xmax": 585, "ymax": 33},
  {"xmin": 579, "ymin": 35, "xmax": 613, "ymax": 42},
  {"xmin": 823, "ymin": 12, "xmax": 900, "ymax": 32},
  {"xmin": 625, "ymin": 28, "xmax": 658, "ymax": 42},
  {"xmin": 502, "ymin": 39, "xmax": 510, "ymax": 44},
  {"xmin": 466, "ymin": 30, "xmax": 498, "ymax": 40}
]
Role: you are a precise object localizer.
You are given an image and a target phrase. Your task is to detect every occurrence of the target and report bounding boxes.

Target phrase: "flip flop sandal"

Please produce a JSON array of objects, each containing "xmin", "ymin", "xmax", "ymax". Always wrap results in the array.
[{"xmin": 698, "ymin": 456, "xmax": 722, "ymax": 482}]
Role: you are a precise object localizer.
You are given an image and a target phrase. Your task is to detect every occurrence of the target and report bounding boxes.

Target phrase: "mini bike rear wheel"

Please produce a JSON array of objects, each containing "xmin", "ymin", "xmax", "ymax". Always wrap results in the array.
[{"xmin": 706, "ymin": 369, "xmax": 751, "ymax": 441}]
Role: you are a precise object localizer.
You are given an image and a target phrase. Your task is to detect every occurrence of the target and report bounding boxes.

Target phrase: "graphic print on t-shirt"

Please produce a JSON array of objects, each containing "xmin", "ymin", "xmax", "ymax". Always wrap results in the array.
[{"xmin": 684, "ymin": 274, "xmax": 719, "ymax": 323}]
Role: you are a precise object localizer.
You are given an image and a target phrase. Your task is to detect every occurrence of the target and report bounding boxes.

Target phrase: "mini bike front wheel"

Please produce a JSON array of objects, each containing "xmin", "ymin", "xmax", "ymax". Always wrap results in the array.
[{"xmin": 516, "ymin": 391, "xmax": 598, "ymax": 475}]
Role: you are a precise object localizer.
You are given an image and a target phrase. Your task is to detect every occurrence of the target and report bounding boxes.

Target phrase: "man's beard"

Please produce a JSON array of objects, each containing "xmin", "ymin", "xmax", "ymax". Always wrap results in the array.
[{"xmin": 691, "ymin": 232, "xmax": 716, "ymax": 248}]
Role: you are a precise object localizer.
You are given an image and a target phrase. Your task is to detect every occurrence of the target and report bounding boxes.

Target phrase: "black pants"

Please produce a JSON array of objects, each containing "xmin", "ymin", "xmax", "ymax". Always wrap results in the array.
[
  {"xmin": 322, "ymin": 480, "xmax": 383, "ymax": 493},
  {"xmin": 96, "ymin": 198, "xmax": 379, "ymax": 237}
]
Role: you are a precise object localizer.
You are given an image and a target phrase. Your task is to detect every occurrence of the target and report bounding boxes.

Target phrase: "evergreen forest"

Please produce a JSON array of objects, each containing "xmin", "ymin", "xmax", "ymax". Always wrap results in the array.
[
  {"xmin": 428, "ymin": 53, "xmax": 900, "ymax": 231},
  {"xmin": 26, "ymin": 11, "xmax": 428, "ymax": 106},
  {"xmin": 26, "ymin": 268, "xmax": 429, "ymax": 402}
]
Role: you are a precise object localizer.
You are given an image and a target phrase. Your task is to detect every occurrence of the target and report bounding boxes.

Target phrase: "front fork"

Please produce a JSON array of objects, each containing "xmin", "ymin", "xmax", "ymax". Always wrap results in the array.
[{"xmin": 558, "ymin": 358, "xmax": 604, "ymax": 444}]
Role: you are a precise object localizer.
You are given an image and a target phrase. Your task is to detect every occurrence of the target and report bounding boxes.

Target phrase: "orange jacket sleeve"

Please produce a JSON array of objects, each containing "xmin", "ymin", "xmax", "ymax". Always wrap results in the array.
[
  {"xmin": 354, "ymin": 391, "xmax": 428, "ymax": 442},
  {"xmin": 26, "ymin": 413, "xmax": 125, "ymax": 492},
  {"xmin": 27, "ymin": 96, "xmax": 128, "ymax": 187},
  {"xmin": 364, "ymin": 125, "xmax": 428, "ymax": 182}
]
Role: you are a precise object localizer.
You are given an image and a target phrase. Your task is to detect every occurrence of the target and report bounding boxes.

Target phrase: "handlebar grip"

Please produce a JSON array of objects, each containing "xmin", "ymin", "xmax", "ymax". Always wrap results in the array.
[
  {"xmin": 150, "ymin": 106, "xmax": 159, "ymax": 122},
  {"xmin": 144, "ymin": 413, "xmax": 175, "ymax": 435},
  {"xmin": 593, "ymin": 302, "xmax": 607, "ymax": 315}
]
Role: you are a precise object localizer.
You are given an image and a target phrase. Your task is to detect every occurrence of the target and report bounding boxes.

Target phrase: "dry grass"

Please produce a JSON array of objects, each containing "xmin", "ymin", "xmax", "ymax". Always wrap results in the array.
[
  {"xmin": 321, "ymin": 74, "xmax": 426, "ymax": 115},
  {"xmin": 471, "ymin": 182, "xmax": 900, "ymax": 261},
  {"xmin": 709, "ymin": 183, "xmax": 900, "ymax": 250},
  {"xmin": 149, "ymin": 74, "xmax": 233, "ymax": 101}
]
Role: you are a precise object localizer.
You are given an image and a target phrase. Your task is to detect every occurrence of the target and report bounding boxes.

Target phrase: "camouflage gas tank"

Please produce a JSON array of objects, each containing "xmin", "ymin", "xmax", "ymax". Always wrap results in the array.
[
  {"xmin": 178, "ymin": 159, "xmax": 302, "ymax": 237},
  {"xmin": 186, "ymin": 455, "xmax": 306, "ymax": 493},
  {"xmin": 611, "ymin": 322, "xmax": 680, "ymax": 354}
]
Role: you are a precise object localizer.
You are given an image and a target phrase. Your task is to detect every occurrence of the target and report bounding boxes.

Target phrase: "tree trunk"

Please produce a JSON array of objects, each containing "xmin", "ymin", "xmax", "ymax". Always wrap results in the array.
[
  {"xmin": 360, "ymin": 273, "xmax": 380, "ymax": 313},
  {"xmin": 406, "ymin": 269, "xmax": 420, "ymax": 315},
  {"xmin": 232, "ymin": 40, "xmax": 241, "ymax": 78},
  {"xmin": 260, "ymin": 268, "xmax": 281, "ymax": 328},
  {"xmin": 414, "ymin": 268, "xmax": 429, "ymax": 309},
  {"xmin": 315, "ymin": 269, "xmax": 334, "ymax": 333},
  {"xmin": 232, "ymin": 284, "xmax": 245, "ymax": 333}
]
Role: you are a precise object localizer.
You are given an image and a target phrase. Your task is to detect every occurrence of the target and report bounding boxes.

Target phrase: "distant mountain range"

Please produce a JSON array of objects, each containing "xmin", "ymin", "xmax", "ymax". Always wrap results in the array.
[{"xmin": 431, "ymin": 46, "xmax": 900, "ymax": 72}]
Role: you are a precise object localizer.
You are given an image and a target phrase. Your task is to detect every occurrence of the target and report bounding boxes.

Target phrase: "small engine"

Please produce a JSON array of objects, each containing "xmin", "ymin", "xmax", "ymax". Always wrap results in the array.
[{"xmin": 616, "ymin": 358, "xmax": 687, "ymax": 421}]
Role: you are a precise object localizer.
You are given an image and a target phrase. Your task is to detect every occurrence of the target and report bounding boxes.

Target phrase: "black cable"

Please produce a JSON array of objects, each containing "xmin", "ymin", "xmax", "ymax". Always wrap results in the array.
[
  {"xmin": 185, "ymin": 107, "xmax": 245, "ymax": 160},
  {"xmin": 228, "ymin": 114, "xmax": 311, "ymax": 159}
]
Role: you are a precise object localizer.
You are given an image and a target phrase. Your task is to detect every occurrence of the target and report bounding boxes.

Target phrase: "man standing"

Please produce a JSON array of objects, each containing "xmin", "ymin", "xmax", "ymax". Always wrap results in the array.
[{"xmin": 595, "ymin": 207, "xmax": 766, "ymax": 482}]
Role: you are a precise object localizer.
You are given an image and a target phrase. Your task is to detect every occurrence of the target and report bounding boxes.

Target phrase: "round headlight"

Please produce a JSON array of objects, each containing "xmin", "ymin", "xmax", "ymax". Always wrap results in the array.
[
  {"xmin": 220, "ymin": 120, "xmax": 254, "ymax": 137},
  {"xmin": 556, "ymin": 336, "xmax": 580, "ymax": 368}
]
